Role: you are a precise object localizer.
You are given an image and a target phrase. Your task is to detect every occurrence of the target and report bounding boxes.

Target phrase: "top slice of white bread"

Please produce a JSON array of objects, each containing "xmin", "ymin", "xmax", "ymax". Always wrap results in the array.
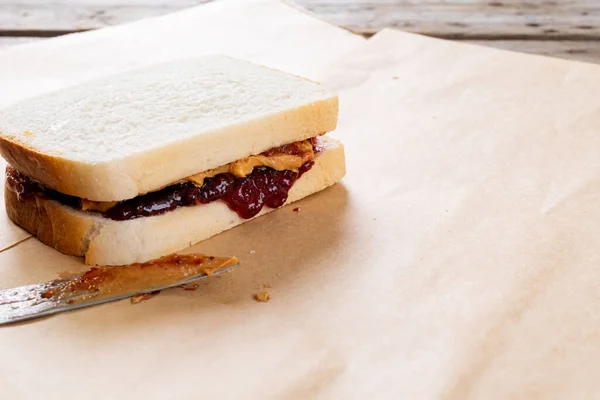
[{"xmin": 0, "ymin": 56, "xmax": 338, "ymax": 201}]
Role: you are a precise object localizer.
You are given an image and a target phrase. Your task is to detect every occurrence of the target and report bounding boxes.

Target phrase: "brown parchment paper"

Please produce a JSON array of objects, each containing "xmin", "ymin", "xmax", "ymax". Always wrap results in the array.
[{"xmin": 2, "ymin": 6, "xmax": 600, "ymax": 400}]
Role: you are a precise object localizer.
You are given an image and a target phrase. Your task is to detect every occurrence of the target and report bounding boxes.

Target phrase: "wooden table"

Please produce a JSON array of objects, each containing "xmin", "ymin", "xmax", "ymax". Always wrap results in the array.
[{"xmin": 1, "ymin": 0, "xmax": 599, "ymax": 64}]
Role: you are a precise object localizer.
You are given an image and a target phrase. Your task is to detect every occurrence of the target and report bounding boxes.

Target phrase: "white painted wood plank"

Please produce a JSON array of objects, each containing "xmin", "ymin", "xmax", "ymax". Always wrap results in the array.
[{"xmin": 0, "ymin": 1, "xmax": 598, "ymax": 38}]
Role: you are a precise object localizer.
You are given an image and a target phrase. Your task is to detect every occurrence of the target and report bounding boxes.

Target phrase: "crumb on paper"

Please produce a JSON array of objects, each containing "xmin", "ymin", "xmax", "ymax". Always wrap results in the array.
[
  {"xmin": 254, "ymin": 291, "xmax": 271, "ymax": 302},
  {"xmin": 23, "ymin": 130, "xmax": 34, "ymax": 137},
  {"xmin": 179, "ymin": 283, "xmax": 199, "ymax": 291},
  {"xmin": 293, "ymin": 207, "xmax": 301, "ymax": 212},
  {"xmin": 131, "ymin": 290, "xmax": 161, "ymax": 304},
  {"xmin": 249, "ymin": 250, "xmax": 256, "ymax": 254},
  {"xmin": 262, "ymin": 283, "xmax": 272, "ymax": 289}
]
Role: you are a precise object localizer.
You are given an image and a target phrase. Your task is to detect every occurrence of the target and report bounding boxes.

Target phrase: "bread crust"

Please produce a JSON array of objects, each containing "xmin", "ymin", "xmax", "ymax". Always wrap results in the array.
[
  {"xmin": 0, "ymin": 138, "xmax": 93, "ymax": 204},
  {"xmin": 5, "ymin": 137, "xmax": 345, "ymax": 265},
  {"xmin": 5, "ymin": 182, "xmax": 96, "ymax": 257}
]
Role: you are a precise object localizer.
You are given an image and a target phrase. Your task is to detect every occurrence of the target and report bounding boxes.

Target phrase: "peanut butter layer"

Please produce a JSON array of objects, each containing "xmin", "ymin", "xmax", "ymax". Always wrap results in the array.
[{"xmin": 81, "ymin": 139, "xmax": 315, "ymax": 212}]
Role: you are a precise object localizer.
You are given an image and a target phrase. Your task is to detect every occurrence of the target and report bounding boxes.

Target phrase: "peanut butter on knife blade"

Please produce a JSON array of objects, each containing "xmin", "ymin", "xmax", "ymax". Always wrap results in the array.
[
  {"xmin": 0, "ymin": 253, "xmax": 239, "ymax": 326},
  {"xmin": 41, "ymin": 254, "xmax": 237, "ymax": 303}
]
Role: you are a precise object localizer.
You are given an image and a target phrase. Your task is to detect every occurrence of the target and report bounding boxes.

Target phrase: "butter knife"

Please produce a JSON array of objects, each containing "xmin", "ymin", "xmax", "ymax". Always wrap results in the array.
[{"xmin": 0, "ymin": 254, "xmax": 238, "ymax": 326}]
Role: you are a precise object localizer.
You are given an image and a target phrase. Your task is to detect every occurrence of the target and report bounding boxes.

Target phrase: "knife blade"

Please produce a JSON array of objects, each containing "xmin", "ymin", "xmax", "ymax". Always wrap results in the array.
[{"xmin": 0, "ymin": 254, "xmax": 238, "ymax": 326}]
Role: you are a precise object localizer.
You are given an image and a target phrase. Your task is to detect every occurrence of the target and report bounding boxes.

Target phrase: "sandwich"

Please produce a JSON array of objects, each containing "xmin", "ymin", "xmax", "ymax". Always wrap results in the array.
[{"xmin": 0, "ymin": 56, "xmax": 345, "ymax": 266}]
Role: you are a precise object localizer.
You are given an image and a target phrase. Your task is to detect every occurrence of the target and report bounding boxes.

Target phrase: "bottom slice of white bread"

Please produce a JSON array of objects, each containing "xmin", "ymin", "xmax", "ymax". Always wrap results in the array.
[{"xmin": 5, "ymin": 137, "xmax": 345, "ymax": 265}]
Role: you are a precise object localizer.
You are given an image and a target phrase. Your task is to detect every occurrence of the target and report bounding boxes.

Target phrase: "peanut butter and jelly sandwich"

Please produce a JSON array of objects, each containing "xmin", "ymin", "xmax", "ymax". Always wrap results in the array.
[{"xmin": 0, "ymin": 56, "xmax": 345, "ymax": 265}]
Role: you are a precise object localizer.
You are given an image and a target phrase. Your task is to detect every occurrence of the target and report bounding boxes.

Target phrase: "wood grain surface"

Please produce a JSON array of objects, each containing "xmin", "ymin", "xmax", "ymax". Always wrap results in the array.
[
  {"xmin": 0, "ymin": 1, "xmax": 599, "ymax": 63},
  {"xmin": 1, "ymin": 0, "xmax": 599, "ymax": 38},
  {"xmin": 468, "ymin": 40, "xmax": 600, "ymax": 63},
  {"xmin": 304, "ymin": 0, "xmax": 600, "ymax": 39}
]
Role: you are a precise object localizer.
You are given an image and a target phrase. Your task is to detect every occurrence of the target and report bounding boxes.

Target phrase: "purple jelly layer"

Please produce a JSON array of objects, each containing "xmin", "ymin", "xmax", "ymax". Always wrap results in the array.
[
  {"xmin": 5, "ymin": 155, "xmax": 317, "ymax": 221},
  {"xmin": 105, "ymin": 161, "xmax": 314, "ymax": 220}
]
